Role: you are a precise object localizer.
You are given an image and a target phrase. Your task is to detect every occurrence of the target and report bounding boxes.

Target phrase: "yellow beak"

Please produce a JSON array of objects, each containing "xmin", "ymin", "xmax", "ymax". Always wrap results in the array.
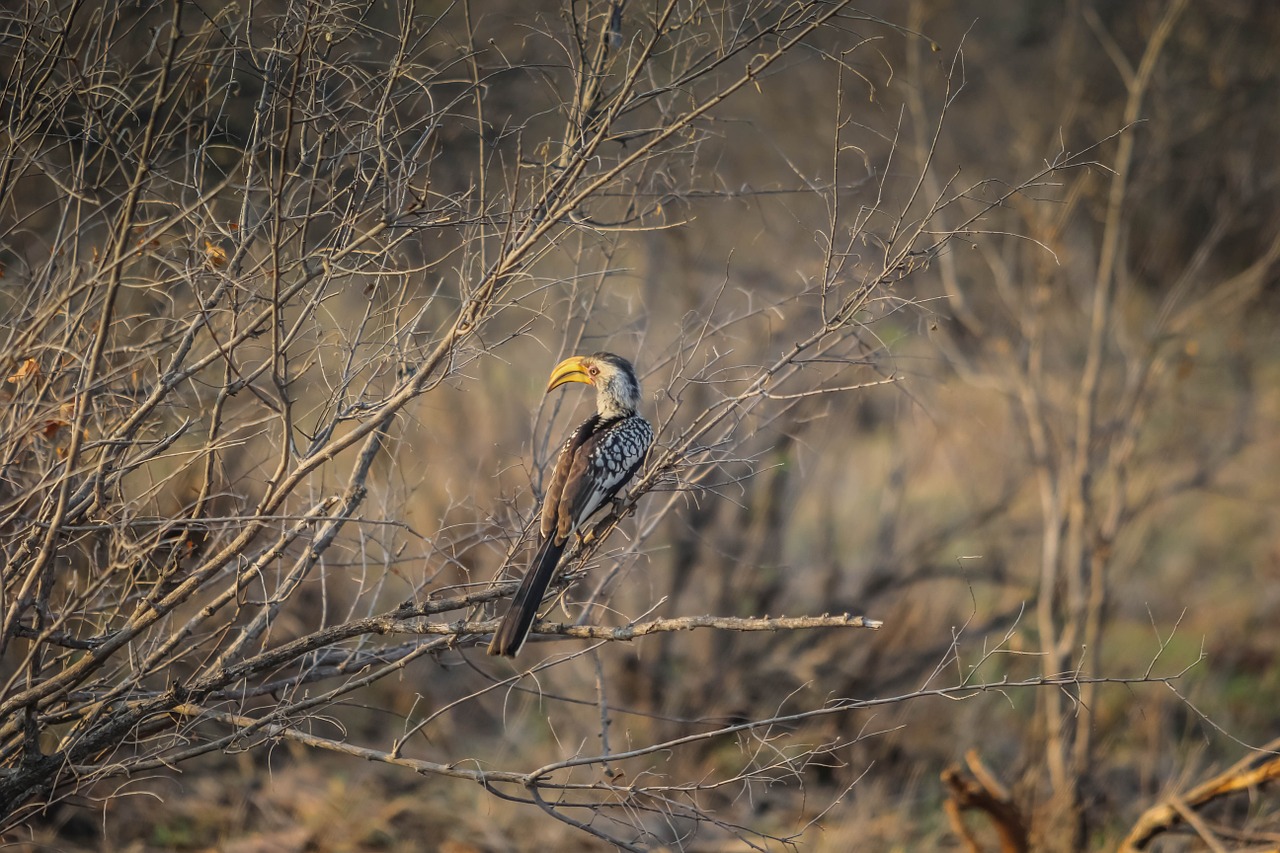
[{"xmin": 546, "ymin": 355, "xmax": 593, "ymax": 392}]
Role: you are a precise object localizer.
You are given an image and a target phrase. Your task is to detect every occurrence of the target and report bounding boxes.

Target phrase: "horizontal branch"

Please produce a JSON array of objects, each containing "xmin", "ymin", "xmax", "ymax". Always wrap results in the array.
[
  {"xmin": 385, "ymin": 612, "xmax": 883, "ymax": 643},
  {"xmin": 146, "ymin": 672, "xmax": 1186, "ymax": 805},
  {"xmin": 169, "ymin": 704, "xmax": 507, "ymax": 783},
  {"xmin": 126, "ymin": 671, "xmax": 1190, "ymax": 806}
]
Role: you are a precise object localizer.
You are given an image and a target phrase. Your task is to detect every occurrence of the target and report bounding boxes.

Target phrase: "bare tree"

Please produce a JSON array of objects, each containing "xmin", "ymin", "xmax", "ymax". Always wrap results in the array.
[
  {"xmin": 904, "ymin": 1, "xmax": 1280, "ymax": 849},
  {"xmin": 0, "ymin": 3, "xmax": 930, "ymax": 846}
]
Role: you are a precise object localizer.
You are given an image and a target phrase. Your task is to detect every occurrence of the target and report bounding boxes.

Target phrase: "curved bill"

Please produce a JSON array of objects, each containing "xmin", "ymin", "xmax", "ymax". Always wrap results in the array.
[{"xmin": 546, "ymin": 355, "xmax": 592, "ymax": 392}]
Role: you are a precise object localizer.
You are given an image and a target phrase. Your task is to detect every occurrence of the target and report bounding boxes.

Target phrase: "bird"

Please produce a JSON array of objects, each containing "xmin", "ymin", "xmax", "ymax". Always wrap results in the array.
[{"xmin": 487, "ymin": 352, "xmax": 653, "ymax": 657}]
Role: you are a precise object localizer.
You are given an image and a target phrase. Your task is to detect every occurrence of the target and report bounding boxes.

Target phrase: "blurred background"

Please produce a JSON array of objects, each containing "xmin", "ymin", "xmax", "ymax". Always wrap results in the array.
[{"xmin": 2, "ymin": 0, "xmax": 1279, "ymax": 850}]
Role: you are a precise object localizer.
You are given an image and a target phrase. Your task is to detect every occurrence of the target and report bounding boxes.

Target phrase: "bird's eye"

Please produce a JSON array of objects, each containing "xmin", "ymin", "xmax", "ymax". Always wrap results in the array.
[{"xmin": 588, "ymin": 365, "xmax": 599, "ymax": 376}]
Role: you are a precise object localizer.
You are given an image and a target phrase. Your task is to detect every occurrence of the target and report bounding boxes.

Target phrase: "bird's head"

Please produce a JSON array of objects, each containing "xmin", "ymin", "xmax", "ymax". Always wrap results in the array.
[{"xmin": 546, "ymin": 352, "xmax": 642, "ymax": 418}]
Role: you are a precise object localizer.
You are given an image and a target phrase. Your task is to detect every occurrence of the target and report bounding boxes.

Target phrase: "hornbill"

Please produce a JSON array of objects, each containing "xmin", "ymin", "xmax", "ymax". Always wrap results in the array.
[{"xmin": 488, "ymin": 352, "xmax": 653, "ymax": 657}]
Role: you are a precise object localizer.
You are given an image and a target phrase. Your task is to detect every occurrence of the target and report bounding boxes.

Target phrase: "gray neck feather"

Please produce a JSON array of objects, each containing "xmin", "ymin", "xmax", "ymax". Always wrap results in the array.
[{"xmin": 596, "ymin": 371, "xmax": 640, "ymax": 418}]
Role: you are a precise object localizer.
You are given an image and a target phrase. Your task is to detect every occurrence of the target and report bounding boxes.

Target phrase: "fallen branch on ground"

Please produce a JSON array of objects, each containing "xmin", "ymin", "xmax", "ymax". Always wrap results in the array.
[{"xmin": 1120, "ymin": 735, "xmax": 1280, "ymax": 851}]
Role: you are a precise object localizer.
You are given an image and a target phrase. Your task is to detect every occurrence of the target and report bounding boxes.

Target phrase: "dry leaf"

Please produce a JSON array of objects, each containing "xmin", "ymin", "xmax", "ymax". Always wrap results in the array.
[
  {"xmin": 205, "ymin": 239, "xmax": 228, "ymax": 268},
  {"xmin": 41, "ymin": 418, "xmax": 70, "ymax": 440},
  {"xmin": 7, "ymin": 358, "xmax": 40, "ymax": 384}
]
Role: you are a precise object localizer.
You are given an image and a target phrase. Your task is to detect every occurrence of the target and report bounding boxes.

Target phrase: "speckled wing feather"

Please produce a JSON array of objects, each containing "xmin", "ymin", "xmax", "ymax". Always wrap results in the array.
[{"xmin": 556, "ymin": 415, "xmax": 653, "ymax": 540}]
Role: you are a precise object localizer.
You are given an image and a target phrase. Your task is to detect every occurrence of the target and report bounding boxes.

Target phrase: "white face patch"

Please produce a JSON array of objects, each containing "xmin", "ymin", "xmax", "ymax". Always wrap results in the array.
[{"xmin": 585, "ymin": 353, "xmax": 643, "ymax": 419}]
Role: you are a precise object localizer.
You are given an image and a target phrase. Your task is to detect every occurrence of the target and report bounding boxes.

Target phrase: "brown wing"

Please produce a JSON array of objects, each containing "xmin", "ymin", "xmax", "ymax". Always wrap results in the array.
[{"xmin": 540, "ymin": 415, "xmax": 602, "ymax": 541}]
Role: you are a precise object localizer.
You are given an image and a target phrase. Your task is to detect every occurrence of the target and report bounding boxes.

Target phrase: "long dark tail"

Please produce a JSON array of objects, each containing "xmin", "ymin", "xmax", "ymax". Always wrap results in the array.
[{"xmin": 487, "ymin": 536, "xmax": 566, "ymax": 657}]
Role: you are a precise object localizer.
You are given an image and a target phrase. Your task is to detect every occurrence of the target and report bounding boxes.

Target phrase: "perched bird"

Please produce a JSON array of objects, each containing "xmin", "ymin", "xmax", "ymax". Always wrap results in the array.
[{"xmin": 488, "ymin": 352, "xmax": 653, "ymax": 657}]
